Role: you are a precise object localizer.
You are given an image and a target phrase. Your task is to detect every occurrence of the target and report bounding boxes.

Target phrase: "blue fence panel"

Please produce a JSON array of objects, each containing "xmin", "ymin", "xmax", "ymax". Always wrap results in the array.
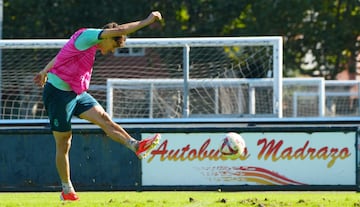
[{"xmin": 0, "ymin": 128, "xmax": 140, "ymax": 192}]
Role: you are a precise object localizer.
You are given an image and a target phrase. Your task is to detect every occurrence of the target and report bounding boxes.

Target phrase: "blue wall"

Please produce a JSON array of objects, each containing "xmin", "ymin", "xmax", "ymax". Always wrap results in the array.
[
  {"xmin": 0, "ymin": 127, "xmax": 140, "ymax": 192},
  {"xmin": 0, "ymin": 122, "xmax": 359, "ymax": 192}
]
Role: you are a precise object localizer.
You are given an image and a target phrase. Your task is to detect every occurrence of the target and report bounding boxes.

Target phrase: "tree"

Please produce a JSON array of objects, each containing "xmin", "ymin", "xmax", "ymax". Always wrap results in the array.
[
  {"xmin": 3, "ymin": 0, "xmax": 359, "ymax": 79},
  {"xmin": 3, "ymin": 0, "xmax": 153, "ymax": 38},
  {"xmin": 152, "ymin": 0, "xmax": 360, "ymax": 79}
]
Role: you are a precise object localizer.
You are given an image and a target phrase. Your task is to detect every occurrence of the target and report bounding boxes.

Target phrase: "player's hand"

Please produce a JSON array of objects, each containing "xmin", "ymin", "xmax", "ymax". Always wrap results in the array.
[
  {"xmin": 147, "ymin": 11, "xmax": 162, "ymax": 24},
  {"xmin": 33, "ymin": 71, "xmax": 47, "ymax": 87}
]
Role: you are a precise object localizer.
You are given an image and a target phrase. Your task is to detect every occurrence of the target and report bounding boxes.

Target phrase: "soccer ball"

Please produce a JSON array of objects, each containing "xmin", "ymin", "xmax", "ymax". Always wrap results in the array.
[{"xmin": 219, "ymin": 132, "xmax": 246, "ymax": 158}]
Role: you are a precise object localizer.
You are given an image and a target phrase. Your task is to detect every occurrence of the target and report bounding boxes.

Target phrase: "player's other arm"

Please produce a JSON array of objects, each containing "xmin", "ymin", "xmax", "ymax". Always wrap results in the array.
[
  {"xmin": 100, "ymin": 11, "xmax": 162, "ymax": 38},
  {"xmin": 33, "ymin": 56, "xmax": 56, "ymax": 87}
]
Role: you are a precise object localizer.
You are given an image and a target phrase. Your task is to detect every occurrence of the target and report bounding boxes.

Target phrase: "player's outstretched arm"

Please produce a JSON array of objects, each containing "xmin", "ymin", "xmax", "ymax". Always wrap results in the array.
[{"xmin": 100, "ymin": 11, "xmax": 162, "ymax": 38}]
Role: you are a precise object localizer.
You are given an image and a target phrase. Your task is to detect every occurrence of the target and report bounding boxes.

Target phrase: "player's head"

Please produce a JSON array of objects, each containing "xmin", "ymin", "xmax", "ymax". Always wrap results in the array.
[
  {"xmin": 103, "ymin": 22, "xmax": 127, "ymax": 48},
  {"xmin": 98, "ymin": 22, "xmax": 126, "ymax": 55}
]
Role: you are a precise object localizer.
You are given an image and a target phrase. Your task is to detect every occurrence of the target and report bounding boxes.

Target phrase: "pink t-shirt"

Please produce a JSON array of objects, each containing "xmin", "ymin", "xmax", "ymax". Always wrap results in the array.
[{"xmin": 49, "ymin": 29, "xmax": 100, "ymax": 94}]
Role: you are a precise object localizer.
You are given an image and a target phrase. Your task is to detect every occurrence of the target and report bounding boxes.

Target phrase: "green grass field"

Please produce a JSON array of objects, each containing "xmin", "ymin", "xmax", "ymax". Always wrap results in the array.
[{"xmin": 0, "ymin": 191, "xmax": 359, "ymax": 207}]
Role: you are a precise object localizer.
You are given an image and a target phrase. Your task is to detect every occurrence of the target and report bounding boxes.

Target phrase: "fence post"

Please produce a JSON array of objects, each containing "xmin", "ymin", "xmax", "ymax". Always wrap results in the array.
[
  {"xmin": 319, "ymin": 78, "xmax": 325, "ymax": 117},
  {"xmin": 273, "ymin": 38, "xmax": 283, "ymax": 118},
  {"xmin": 183, "ymin": 45, "xmax": 190, "ymax": 118},
  {"xmin": 106, "ymin": 80, "xmax": 113, "ymax": 118}
]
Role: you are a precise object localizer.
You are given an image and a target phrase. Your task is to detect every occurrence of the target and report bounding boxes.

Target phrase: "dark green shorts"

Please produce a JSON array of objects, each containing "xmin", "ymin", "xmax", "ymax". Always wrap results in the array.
[{"xmin": 43, "ymin": 82, "xmax": 99, "ymax": 132}]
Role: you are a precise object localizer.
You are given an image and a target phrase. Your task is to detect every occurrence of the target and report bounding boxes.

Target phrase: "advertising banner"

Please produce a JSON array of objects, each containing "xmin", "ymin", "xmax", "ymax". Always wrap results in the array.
[{"xmin": 142, "ymin": 132, "xmax": 355, "ymax": 186}]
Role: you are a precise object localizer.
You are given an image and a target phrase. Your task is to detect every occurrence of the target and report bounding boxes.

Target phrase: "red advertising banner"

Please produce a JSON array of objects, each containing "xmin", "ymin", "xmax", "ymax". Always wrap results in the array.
[{"xmin": 142, "ymin": 132, "xmax": 355, "ymax": 186}]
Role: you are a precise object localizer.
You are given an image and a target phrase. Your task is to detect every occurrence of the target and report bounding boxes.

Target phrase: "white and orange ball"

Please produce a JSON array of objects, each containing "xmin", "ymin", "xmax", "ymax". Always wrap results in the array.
[{"xmin": 219, "ymin": 132, "xmax": 246, "ymax": 158}]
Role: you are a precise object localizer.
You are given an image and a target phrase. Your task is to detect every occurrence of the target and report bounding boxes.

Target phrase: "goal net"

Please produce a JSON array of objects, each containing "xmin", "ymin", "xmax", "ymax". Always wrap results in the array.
[
  {"xmin": 0, "ymin": 37, "xmax": 283, "ymax": 120},
  {"xmin": 107, "ymin": 37, "xmax": 283, "ymax": 119}
]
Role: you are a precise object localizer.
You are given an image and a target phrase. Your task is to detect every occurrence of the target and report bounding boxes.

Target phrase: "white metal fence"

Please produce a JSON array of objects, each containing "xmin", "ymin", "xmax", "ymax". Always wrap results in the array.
[
  {"xmin": 2, "ymin": 38, "xmax": 359, "ymax": 121},
  {"xmin": 107, "ymin": 77, "xmax": 360, "ymax": 119},
  {"xmin": 0, "ymin": 37, "xmax": 283, "ymax": 120}
]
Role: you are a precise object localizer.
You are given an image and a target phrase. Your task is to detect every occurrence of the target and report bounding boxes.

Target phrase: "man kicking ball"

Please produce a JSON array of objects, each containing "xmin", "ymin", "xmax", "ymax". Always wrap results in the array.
[{"xmin": 33, "ymin": 11, "xmax": 163, "ymax": 201}]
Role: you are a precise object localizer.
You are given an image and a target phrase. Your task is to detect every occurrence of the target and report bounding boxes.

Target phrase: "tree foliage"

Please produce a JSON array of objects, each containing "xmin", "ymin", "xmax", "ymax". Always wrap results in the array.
[{"xmin": 3, "ymin": 0, "xmax": 359, "ymax": 79}]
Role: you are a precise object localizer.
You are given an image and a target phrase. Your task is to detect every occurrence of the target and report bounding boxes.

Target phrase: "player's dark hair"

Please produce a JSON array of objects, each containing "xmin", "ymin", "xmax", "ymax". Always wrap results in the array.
[
  {"xmin": 102, "ymin": 22, "xmax": 126, "ymax": 47},
  {"xmin": 102, "ymin": 22, "xmax": 119, "ymax": 29}
]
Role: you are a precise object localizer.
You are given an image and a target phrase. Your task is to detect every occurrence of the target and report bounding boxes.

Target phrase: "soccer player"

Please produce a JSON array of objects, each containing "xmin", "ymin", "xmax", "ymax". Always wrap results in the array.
[{"xmin": 33, "ymin": 11, "xmax": 162, "ymax": 201}]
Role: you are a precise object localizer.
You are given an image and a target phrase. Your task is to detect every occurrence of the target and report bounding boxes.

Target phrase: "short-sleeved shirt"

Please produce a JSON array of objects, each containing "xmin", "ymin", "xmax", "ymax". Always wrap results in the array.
[
  {"xmin": 44, "ymin": 28, "xmax": 103, "ymax": 131},
  {"xmin": 47, "ymin": 29, "xmax": 103, "ymax": 91}
]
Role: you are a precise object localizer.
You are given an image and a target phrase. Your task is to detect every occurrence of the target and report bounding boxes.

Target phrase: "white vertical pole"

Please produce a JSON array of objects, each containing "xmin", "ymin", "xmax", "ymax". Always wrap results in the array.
[
  {"xmin": 106, "ymin": 80, "xmax": 113, "ymax": 118},
  {"xmin": 273, "ymin": 38, "xmax": 283, "ymax": 118},
  {"xmin": 215, "ymin": 87, "xmax": 219, "ymax": 114},
  {"xmin": 183, "ymin": 45, "xmax": 190, "ymax": 117},
  {"xmin": 249, "ymin": 86, "xmax": 256, "ymax": 114},
  {"xmin": 319, "ymin": 78, "xmax": 325, "ymax": 116}
]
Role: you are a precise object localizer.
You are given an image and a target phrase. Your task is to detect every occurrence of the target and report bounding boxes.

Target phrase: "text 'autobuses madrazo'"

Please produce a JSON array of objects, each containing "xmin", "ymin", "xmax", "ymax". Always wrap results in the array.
[{"xmin": 147, "ymin": 137, "xmax": 351, "ymax": 168}]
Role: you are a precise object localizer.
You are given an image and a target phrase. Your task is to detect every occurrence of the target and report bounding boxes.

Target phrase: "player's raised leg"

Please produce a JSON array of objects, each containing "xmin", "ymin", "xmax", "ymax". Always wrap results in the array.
[
  {"xmin": 136, "ymin": 133, "xmax": 161, "ymax": 159},
  {"xmin": 79, "ymin": 105, "xmax": 161, "ymax": 159}
]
